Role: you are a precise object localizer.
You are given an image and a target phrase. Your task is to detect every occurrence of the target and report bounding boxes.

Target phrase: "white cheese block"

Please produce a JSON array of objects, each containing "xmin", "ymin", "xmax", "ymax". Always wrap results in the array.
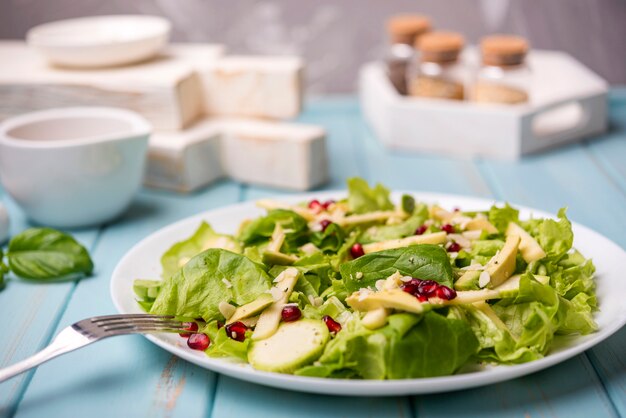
[
  {"xmin": 198, "ymin": 56, "xmax": 303, "ymax": 119},
  {"xmin": 0, "ymin": 41, "xmax": 225, "ymax": 130},
  {"xmin": 220, "ymin": 118, "xmax": 328, "ymax": 190},
  {"xmin": 145, "ymin": 119, "xmax": 225, "ymax": 192}
]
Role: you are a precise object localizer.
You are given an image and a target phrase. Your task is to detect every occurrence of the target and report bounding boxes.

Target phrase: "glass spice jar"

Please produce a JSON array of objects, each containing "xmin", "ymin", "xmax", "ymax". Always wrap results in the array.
[
  {"xmin": 408, "ymin": 31, "xmax": 466, "ymax": 101},
  {"xmin": 385, "ymin": 14, "xmax": 432, "ymax": 95},
  {"xmin": 473, "ymin": 35, "xmax": 531, "ymax": 104}
]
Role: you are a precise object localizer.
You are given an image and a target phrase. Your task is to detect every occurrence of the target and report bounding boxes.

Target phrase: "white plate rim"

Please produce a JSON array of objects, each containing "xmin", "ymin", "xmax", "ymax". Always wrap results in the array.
[{"xmin": 110, "ymin": 191, "xmax": 626, "ymax": 396}]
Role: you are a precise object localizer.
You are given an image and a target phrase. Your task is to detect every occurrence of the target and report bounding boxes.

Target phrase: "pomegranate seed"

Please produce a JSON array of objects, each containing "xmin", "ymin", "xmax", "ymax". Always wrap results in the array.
[
  {"xmin": 225, "ymin": 321, "xmax": 247, "ymax": 342},
  {"xmin": 216, "ymin": 321, "xmax": 224, "ymax": 329},
  {"xmin": 436, "ymin": 285, "xmax": 457, "ymax": 300},
  {"xmin": 417, "ymin": 295, "xmax": 428, "ymax": 302},
  {"xmin": 417, "ymin": 280, "xmax": 439, "ymax": 297},
  {"xmin": 350, "ymin": 243, "xmax": 365, "ymax": 259},
  {"xmin": 322, "ymin": 199, "xmax": 335, "ymax": 210},
  {"xmin": 281, "ymin": 305, "xmax": 302, "ymax": 322},
  {"xmin": 323, "ymin": 315, "xmax": 342, "ymax": 334},
  {"xmin": 401, "ymin": 278, "xmax": 422, "ymax": 295},
  {"xmin": 453, "ymin": 207, "xmax": 461, "ymax": 212},
  {"xmin": 447, "ymin": 242, "xmax": 461, "ymax": 253},
  {"xmin": 441, "ymin": 224, "xmax": 455, "ymax": 234},
  {"xmin": 179, "ymin": 321, "xmax": 199, "ymax": 337},
  {"xmin": 187, "ymin": 333, "xmax": 210, "ymax": 350},
  {"xmin": 415, "ymin": 225, "xmax": 428, "ymax": 235},
  {"xmin": 308, "ymin": 199, "xmax": 323, "ymax": 212},
  {"xmin": 319, "ymin": 219, "xmax": 332, "ymax": 232}
]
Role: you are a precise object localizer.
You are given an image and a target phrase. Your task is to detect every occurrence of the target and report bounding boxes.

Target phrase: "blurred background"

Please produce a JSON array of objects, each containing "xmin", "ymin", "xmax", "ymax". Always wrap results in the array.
[{"xmin": 1, "ymin": 0, "xmax": 624, "ymax": 94}]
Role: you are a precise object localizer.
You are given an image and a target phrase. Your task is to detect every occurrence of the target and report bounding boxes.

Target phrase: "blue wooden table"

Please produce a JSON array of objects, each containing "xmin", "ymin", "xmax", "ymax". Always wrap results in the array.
[{"xmin": 1, "ymin": 90, "xmax": 625, "ymax": 418}]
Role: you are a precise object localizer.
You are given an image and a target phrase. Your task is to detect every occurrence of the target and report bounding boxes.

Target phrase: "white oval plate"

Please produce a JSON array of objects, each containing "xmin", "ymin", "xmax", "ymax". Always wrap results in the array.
[{"xmin": 111, "ymin": 192, "xmax": 626, "ymax": 396}]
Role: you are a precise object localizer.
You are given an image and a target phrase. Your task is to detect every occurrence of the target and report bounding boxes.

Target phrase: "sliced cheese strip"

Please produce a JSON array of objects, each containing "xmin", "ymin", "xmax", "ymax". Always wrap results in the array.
[{"xmin": 363, "ymin": 232, "xmax": 447, "ymax": 254}]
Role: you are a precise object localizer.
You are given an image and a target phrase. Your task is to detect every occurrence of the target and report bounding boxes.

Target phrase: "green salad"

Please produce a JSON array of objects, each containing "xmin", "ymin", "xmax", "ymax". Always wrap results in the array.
[{"xmin": 134, "ymin": 178, "xmax": 597, "ymax": 379}]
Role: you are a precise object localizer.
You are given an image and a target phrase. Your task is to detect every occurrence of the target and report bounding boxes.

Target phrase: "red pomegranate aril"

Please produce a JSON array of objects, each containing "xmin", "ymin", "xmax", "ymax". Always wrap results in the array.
[
  {"xmin": 350, "ymin": 243, "xmax": 365, "ymax": 259},
  {"xmin": 453, "ymin": 207, "xmax": 461, "ymax": 212},
  {"xmin": 436, "ymin": 285, "xmax": 457, "ymax": 300},
  {"xmin": 416, "ymin": 295, "xmax": 428, "ymax": 302},
  {"xmin": 179, "ymin": 321, "xmax": 199, "ymax": 337},
  {"xmin": 415, "ymin": 225, "xmax": 428, "ymax": 235},
  {"xmin": 308, "ymin": 199, "xmax": 323, "ymax": 210},
  {"xmin": 323, "ymin": 315, "xmax": 342, "ymax": 334},
  {"xmin": 441, "ymin": 224, "xmax": 455, "ymax": 234},
  {"xmin": 322, "ymin": 199, "xmax": 335, "ymax": 210},
  {"xmin": 319, "ymin": 219, "xmax": 332, "ymax": 232},
  {"xmin": 281, "ymin": 305, "xmax": 302, "ymax": 322},
  {"xmin": 187, "ymin": 333, "xmax": 210, "ymax": 350},
  {"xmin": 417, "ymin": 280, "xmax": 439, "ymax": 297},
  {"xmin": 447, "ymin": 242, "xmax": 461, "ymax": 253},
  {"xmin": 401, "ymin": 278, "xmax": 422, "ymax": 295},
  {"xmin": 225, "ymin": 321, "xmax": 248, "ymax": 342}
]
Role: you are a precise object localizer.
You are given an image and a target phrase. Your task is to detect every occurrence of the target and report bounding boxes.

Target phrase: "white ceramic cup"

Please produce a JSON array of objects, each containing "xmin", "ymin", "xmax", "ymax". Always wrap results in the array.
[{"xmin": 0, "ymin": 107, "xmax": 151, "ymax": 228}]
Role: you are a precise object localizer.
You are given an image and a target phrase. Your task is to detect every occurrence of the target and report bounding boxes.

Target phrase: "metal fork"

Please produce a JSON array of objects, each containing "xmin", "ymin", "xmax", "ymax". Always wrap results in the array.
[{"xmin": 0, "ymin": 314, "xmax": 195, "ymax": 383}]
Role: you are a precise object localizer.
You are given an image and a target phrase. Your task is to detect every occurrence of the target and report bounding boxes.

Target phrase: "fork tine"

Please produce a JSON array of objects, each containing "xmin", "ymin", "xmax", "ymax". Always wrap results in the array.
[
  {"xmin": 91, "ymin": 314, "xmax": 175, "ymax": 323},
  {"xmin": 102, "ymin": 321, "xmax": 188, "ymax": 332}
]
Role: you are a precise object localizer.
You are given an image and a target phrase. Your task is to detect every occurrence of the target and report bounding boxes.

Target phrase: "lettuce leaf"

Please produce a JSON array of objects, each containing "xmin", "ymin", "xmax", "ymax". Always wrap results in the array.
[
  {"xmin": 310, "ymin": 223, "xmax": 346, "ymax": 253},
  {"xmin": 340, "ymin": 244, "xmax": 454, "ymax": 292},
  {"xmin": 161, "ymin": 222, "xmax": 241, "ymax": 278},
  {"xmin": 150, "ymin": 249, "xmax": 272, "ymax": 321},
  {"xmin": 360, "ymin": 205, "xmax": 428, "ymax": 243},
  {"xmin": 295, "ymin": 312, "xmax": 477, "ymax": 379},
  {"xmin": 488, "ymin": 203, "xmax": 519, "ymax": 233},
  {"xmin": 537, "ymin": 208, "xmax": 573, "ymax": 258},
  {"xmin": 238, "ymin": 209, "xmax": 307, "ymax": 248},
  {"xmin": 204, "ymin": 321, "xmax": 250, "ymax": 361},
  {"xmin": 346, "ymin": 177, "xmax": 394, "ymax": 214}
]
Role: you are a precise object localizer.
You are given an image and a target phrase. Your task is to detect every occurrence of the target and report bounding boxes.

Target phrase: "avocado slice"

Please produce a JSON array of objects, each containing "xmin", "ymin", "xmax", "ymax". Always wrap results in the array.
[
  {"xmin": 346, "ymin": 288, "xmax": 427, "ymax": 314},
  {"xmin": 226, "ymin": 294, "xmax": 274, "ymax": 325},
  {"xmin": 362, "ymin": 231, "xmax": 447, "ymax": 254},
  {"xmin": 484, "ymin": 234, "xmax": 520, "ymax": 287},
  {"xmin": 506, "ymin": 222, "xmax": 546, "ymax": 262},
  {"xmin": 401, "ymin": 194, "xmax": 415, "ymax": 214},
  {"xmin": 494, "ymin": 273, "xmax": 549, "ymax": 298},
  {"xmin": 248, "ymin": 319, "xmax": 329, "ymax": 373},
  {"xmin": 454, "ymin": 270, "xmax": 481, "ymax": 291},
  {"xmin": 361, "ymin": 307, "xmax": 390, "ymax": 330},
  {"xmin": 252, "ymin": 268, "xmax": 300, "ymax": 340},
  {"xmin": 464, "ymin": 218, "xmax": 498, "ymax": 234},
  {"xmin": 262, "ymin": 250, "xmax": 298, "ymax": 266}
]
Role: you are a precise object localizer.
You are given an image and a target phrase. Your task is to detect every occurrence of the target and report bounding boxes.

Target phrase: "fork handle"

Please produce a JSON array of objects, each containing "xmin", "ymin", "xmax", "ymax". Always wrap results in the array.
[{"xmin": 0, "ymin": 327, "xmax": 93, "ymax": 383}]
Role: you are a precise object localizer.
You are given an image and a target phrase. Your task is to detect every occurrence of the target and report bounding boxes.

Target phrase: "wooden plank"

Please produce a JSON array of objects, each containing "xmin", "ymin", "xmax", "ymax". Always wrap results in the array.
[
  {"xmin": 414, "ymin": 356, "xmax": 617, "ymax": 418},
  {"xmin": 584, "ymin": 89, "xmax": 626, "ymax": 193},
  {"xmin": 211, "ymin": 376, "xmax": 411, "ymax": 418},
  {"xmin": 13, "ymin": 182, "xmax": 240, "ymax": 418},
  {"xmin": 0, "ymin": 195, "xmax": 99, "ymax": 417}
]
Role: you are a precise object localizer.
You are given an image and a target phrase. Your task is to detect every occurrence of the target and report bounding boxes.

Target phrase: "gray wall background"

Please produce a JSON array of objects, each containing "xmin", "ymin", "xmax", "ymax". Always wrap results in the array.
[{"xmin": 1, "ymin": 0, "xmax": 625, "ymax": 94}]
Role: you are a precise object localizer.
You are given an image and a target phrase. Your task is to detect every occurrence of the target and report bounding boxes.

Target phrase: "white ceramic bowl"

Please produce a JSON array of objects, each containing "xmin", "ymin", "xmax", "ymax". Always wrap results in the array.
[
  {"xmin": 27, "ymin": 15, "xmax": 171, "ymax": 68},
  {"xmin": 0, "ymin": 107, "xmax": 151, "ymax": 228}
]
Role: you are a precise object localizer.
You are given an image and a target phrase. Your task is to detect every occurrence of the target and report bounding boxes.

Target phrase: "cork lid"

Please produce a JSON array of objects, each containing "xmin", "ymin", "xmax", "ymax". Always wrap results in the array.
[
  {"xmin": 387, "ymin": 14, "xmax": 432, "ymax": 45},
  {"xmin": 418, "ymin": 31, "xmax": 465, "ymax": 62},
  {"xmin": 481, "ymin": 35, "xmax": 529, "ymax": 66}
]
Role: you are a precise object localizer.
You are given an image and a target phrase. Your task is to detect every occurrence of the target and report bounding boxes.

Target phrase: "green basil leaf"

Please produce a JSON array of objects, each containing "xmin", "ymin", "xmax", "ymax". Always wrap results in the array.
[
  {"xmin": 7, "ymin": 228, "xmax": 93, "ymax": 279},
  {"xmin": 340, "ymin": 244, "xmax": 454, "ymax": 292}
]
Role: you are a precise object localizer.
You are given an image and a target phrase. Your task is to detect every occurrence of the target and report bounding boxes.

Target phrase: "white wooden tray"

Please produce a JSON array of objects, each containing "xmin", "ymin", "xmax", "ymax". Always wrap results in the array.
[{"xmin": 359, "ymin": 49, "xmax": 608, "ymax": 159}]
